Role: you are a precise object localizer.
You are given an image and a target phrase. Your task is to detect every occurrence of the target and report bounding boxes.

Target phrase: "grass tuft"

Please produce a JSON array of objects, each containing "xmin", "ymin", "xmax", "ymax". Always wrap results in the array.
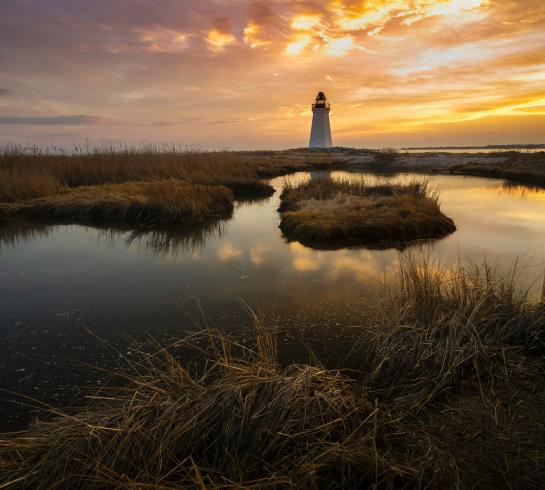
[
  {"xmin": 374, "ymin": 147, "xmax": 399, "ymax": 167},
  {"xmin": 278, "ymin": 178, "xmax": 456, "ymax": 249}
]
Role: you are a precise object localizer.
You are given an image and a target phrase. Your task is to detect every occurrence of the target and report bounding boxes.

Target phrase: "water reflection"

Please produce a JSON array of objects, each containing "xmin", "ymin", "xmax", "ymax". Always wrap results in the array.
[
  {"xmin": 104, "ymin": 222, "xmax": 225, "ymax": 260},
  {"xmin": 0, "ymin": 220, "xmax": 225, "ymax": 260},
  {"xmin": 497, "ymin": 182, "xmax": 545, "ymax": 198},
  {"xmin": 0, "ymin": 221, "xmax": 53, "ymax": 249},
  {"xmin": 1, "ymin": 171, "xmax": 545, "ymax": 430}
]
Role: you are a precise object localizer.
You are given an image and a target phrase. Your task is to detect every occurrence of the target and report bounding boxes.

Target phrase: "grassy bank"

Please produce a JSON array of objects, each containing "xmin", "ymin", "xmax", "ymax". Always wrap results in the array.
[
  {"xmin": 0, "ymin": 145, "xmax": 274, "ymax": 203},
  {"xmin": 0, "ymin": 256, "xmax": 544, "ymax": 488},
  {"xmin": 0, "ymin": 145, "xmax": 353, "ymax": 204},
  {"xmin": 278, "ymin": 178, "xmax": 456, "ymax": 249},
  {"xmin": 451, "ymin": 152, "xmax": 545, "ymax": 187},
  {"xmin": 0, "ymin": 180, "xmax": 234, "ymax": 225},
  {"xmin": 0, "ymin": 145, "xmax": 358, "ymax": 225}
]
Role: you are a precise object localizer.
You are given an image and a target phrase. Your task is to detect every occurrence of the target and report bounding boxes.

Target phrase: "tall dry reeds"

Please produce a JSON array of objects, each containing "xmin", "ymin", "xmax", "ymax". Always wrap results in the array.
[
  {"xmin": 0, "ymin": 144, "xmax": 291, "ymax": 224},
  {"xmin": 0, "ymin": 144, "xmax": 285, "ymax": 203},
  {"xmin": 0, "ymin": 168, "xmax": 63, "ymax": 202}
]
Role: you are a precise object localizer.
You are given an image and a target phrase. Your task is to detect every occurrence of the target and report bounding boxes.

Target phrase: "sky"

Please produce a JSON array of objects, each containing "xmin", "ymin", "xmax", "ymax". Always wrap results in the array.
[{"xmin": 0, "ymin": 0, "xmax": 544, "ymax": 149}]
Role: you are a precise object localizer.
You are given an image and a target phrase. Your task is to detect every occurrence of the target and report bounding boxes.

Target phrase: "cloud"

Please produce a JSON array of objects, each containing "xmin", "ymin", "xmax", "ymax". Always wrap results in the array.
[
  {"xmin": 0, "ymin": 0, "xmax": 544, "ymax": 147},
  {"xmin": 204, "ymin": 119, "xmax": 240, "ymax": 126},
  {"xmin": 0, "ymin": 115, "xmax": 116, "ymax": 125},
  {"xmin": 218, "ymin": 242, "xmax": 243, "ymax": 262},
  {"xmin": 207, "ymin": 17, "xmax": 237, "ymax": 52},
  {"xmin": 137, "ymin": 28, "xmax": 189, "ymax": 53}
]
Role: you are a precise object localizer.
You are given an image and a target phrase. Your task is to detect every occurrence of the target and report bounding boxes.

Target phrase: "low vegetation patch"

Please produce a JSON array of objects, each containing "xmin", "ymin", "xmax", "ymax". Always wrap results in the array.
[
  {"xmin": 373, "ymin": 147, "xmax": 399, "ymax": 167},
  {"xmin": 451, "ymin": 151, "xmax": 545, "ymax": 187},
  {"xmin": 278, "ymin": 178, "xmax": 456, "ymax": 248},
  {"xmin": 0, "ymin": 180, "xmax": 234, "ymax": 225},
  {"xmin": 0, "ymin": 256, "xmax": 544, "ymax": 488}
]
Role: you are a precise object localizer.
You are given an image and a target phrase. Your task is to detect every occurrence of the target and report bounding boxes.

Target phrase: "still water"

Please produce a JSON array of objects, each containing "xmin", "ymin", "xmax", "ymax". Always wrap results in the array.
[{"xmin": 1, "ymin": 171, "xmax": 545, "ymax": 429}]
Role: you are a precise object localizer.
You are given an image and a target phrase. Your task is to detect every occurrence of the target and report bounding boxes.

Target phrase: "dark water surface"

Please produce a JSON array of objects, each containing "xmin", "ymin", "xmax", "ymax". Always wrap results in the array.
[{"xmin": 1, "ymin": 171, "xmax": 545, "ymax": 430}]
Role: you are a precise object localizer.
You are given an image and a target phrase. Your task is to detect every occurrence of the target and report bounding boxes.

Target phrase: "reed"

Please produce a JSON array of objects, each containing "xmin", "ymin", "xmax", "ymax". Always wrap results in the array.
[
  {"xmin": 0, "ymin": 168, "xmax": 63, "ymax": 203},
  {"xmin": 1, "ymin": 255, "xmax": 544, "ymax": 488},
  {"xmin": 374, "ymin": 147, "xmax": 399, "ymax": 167}
]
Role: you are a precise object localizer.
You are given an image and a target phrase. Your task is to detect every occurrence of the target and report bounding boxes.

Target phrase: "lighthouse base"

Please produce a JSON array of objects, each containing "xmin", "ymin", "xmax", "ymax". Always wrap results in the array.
[{"xmin": 309, "ymin": 108, "xmax": 332, "ymax": 149}]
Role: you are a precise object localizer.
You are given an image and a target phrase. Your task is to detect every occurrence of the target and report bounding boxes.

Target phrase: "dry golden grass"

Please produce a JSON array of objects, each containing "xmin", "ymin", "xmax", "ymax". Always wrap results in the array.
[
  {"xmin": 0, "ymin": 169, "xmax": 64, "ymax": 202},
  {"xmin": 0, "ymin": 180, "xmax": 234, "ymax": 225},
  {"xmin": 278, "ymin": 178, "xmax": 456, "ymax": 248},
  {"xmin": 0, "ymin": 148, "xmax": 268, "ymax": 202},
  {"xmin": 0, "ymin": 144, "xmax": 346, "ymax": 204},
  {"xmin": 0, "ymin": 256, "xmax": 544, "ymax": 488}
]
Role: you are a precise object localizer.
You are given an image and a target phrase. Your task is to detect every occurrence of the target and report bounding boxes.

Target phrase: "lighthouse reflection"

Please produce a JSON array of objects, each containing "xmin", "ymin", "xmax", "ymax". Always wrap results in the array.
[{"xmin": 309, "ymin": 169, "xmax": 333, "ymax": 181}]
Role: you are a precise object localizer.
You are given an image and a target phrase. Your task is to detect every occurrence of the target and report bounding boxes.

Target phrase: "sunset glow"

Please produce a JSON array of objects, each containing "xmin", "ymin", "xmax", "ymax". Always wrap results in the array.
[{"xmin": 0, "ymin": 0, "xmax": 544, "ymax": 148}]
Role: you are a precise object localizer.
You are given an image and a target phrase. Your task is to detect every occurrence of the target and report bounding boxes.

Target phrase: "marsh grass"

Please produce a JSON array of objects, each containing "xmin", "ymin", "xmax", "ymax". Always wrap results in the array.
[
  {"xmin": 373, "ymin": 147, "xmax": 399, "ymax": 167},
  {"xmin": 452, "ymin": 151, "xmax": 545, "ymax": 187},
  {"xmin": 1, "ymin": 255, "xmax": 544, "ymax": 488},
  {"xmin": 278, "ymin": 178, "xmax": 456, "ymax": 249},
  {"xmin": 0, "ymin": 180, "xmax": 234, "ymax": 225},
  {"xmin": 0, "ymin": 144, "xmax": 337, "ymax": 204},
  {"xmin": 0, "ymin": 168, "xmax": 64, "ymax": 203}
]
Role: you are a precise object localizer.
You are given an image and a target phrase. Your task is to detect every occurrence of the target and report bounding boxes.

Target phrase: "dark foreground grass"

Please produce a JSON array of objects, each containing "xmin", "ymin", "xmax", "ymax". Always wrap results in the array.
[
  {"xmin": 1, "ymin": 256, "xmax": 544, "ymax": 488},
  {"xmin": 278, "ymin": 178, "xmax": 456, "ymax": 249},
  {"xmin": 0, "ymin": 180, "xmax": 234, "ymax": 225}
]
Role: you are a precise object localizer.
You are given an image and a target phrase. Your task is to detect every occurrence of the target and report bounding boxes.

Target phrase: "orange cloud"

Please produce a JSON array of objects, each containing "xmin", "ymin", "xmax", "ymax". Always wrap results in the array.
[
  {"xmin": 207, "ymin": 18, "xmax": 237, "ymax": 53},
  {"xmin": 243, "ymin": 22, "xmax": 271, "ymax": 48},
  {"xmin": 138, "ymin": 29, "xmax": 188, "ymax": 53}
]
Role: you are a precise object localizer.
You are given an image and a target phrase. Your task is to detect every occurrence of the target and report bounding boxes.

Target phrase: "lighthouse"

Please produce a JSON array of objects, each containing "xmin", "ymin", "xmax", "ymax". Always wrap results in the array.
[{"xmin": 309, "ymin": 91, "xmax": 332, "ymax": 149}]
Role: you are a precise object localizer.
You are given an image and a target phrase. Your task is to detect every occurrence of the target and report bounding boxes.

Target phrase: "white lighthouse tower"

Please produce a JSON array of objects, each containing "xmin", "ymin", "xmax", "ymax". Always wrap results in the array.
[{"xmin": 309, "ymin": 91, "xmax": 332, "ymax": 149}]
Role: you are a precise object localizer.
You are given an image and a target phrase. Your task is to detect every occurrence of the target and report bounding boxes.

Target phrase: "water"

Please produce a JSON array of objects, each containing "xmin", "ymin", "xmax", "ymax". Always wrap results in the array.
[{"xmin": 1, "ymin": 171, "xmax": 545, "ymax": 430}]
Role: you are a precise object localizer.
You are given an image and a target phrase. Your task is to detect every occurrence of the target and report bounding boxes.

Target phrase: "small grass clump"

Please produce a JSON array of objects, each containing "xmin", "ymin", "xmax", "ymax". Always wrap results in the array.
[
  {"xmin": 0, "ymin": 256, "xmax": 544, "ymax": 488},
  {"xmin": 374, "ymin": 147, "xmax": 399, "ymax": 167},
  {"xmin": 278, "ymin": 178, "xmax": 456, "ymax": 249},
  {"xmin": 0, "ymin": 180, "xmax": 234, "ymax": 225}
]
